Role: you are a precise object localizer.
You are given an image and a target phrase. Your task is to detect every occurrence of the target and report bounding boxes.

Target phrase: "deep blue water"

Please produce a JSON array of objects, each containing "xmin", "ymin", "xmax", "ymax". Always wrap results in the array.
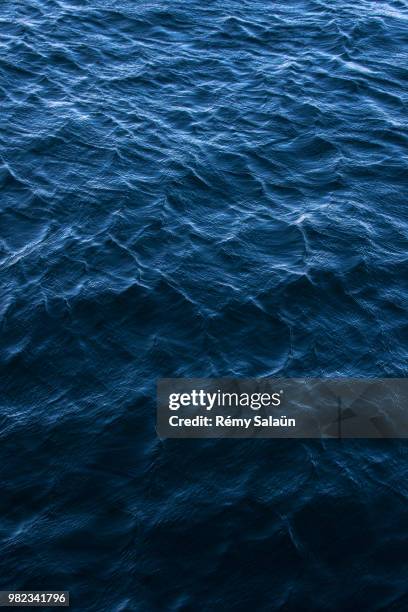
[{"xmin": 1, "ymin": 0, "xmax": 408, "ymax": 609}]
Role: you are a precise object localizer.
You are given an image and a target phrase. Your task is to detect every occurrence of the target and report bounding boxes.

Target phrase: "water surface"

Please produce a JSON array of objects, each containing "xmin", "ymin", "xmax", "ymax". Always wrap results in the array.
[{"xmin": 1, "ymin": 0, "xmax": 408, "ymax": 609}]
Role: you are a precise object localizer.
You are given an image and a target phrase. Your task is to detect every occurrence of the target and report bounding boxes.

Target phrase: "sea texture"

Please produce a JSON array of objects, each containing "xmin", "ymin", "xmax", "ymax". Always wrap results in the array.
[{"xmin": 1, "ymin": 0, "xmax": 408, "ymax": 610}]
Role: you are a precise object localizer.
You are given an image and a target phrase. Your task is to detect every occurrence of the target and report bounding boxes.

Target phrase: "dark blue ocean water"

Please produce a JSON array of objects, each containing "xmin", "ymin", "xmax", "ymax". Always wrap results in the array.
[{"xmin": 1, "ymin": 0, "xmax": 408, "ymax": 609}]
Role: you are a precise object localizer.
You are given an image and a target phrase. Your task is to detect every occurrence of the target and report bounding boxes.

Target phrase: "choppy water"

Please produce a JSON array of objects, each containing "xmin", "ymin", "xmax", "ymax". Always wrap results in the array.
[{"xmin": 1, "ymin": 0, "xmax": 408, "ymax": 609}]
